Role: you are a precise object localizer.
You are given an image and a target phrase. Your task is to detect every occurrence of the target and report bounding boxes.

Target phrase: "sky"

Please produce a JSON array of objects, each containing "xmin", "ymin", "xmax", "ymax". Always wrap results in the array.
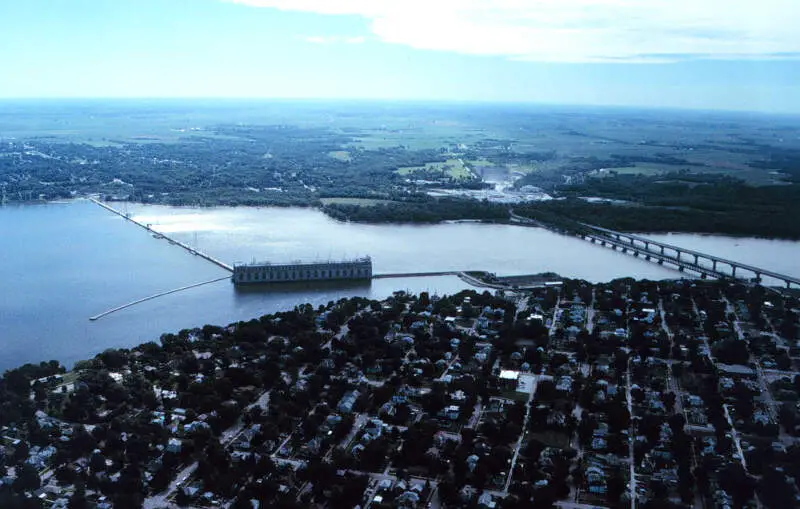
[{"xmin": 1, "ymin": 0, "xmax": 799, "ymax": 113}]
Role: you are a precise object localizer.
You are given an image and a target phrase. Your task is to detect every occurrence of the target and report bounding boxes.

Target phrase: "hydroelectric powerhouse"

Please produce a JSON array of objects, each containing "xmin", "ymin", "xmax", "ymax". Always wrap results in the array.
[{"xmin": 232, "ymin": 257, "xmax": 372, "ymax": 286}]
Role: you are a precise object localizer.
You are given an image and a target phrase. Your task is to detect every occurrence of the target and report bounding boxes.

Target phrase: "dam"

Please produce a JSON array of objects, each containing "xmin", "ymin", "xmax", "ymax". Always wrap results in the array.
[{"xmin": 232, "ymin": 257, "xmax": 373, "ymax": 285}]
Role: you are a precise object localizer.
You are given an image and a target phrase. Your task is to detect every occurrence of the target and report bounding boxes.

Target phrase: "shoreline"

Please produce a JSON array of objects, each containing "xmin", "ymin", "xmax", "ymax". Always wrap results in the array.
[{"xmin": 4, "ymin": 196, "xmax": 800, "ymax": 241}]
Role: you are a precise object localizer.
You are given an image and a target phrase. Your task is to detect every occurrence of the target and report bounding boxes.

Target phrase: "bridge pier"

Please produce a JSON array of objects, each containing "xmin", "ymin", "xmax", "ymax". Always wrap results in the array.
[
  {"xmin": 712, "ymin": 260, "xmax": 717, "ymax": 272},
  {"xmin": 732, "ymin": 266, "xmax": 737, "ymax": 278},
  {"xmin": 694, "ymin": 254, "xmax": 699, "ymax": 265}
]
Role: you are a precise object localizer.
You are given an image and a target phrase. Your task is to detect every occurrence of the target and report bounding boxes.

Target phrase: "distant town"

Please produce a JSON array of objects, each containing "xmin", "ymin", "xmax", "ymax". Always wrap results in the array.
[{"xmin": 2, "ymin": 278, "xmax": 800, "ymax": 509}]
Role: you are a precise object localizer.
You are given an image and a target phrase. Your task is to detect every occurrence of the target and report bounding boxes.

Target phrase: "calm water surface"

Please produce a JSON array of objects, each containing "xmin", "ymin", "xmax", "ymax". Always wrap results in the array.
[{"xmin": 2, "ymin": 200, "xmax": 799, "ymax": 371}]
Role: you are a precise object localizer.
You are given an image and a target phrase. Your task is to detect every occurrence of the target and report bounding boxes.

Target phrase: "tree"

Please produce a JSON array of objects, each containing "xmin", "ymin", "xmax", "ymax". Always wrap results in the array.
[
  {"xmin": 13, "ymin": 464, "xmax": 41, "ymax": 493},
  {"xmin": 68, "ymin": 482, "xmax": 88, "ymax": 509}
]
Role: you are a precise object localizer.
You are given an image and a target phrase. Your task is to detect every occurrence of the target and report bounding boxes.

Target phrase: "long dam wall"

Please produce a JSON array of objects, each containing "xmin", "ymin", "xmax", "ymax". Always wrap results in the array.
[{"xmin": 89, "ymin": 198, "xmax": 233, "ymax": 273}]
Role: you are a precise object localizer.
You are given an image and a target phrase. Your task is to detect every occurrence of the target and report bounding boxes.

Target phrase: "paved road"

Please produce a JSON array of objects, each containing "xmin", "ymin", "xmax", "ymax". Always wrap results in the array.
[
  {"xmin": 723, "ymin": 404, "xmax": 748, "ymax": 470},
  {"xmin": 143, "ymin": 390, "xmax": 271, "ymax": 509},
  {"xmin": 658, "ymin": 299, "xmax": 684, "ymax": 415},
  {"xmin": 143, "ymin": 461, "xmax": 198, "ymax": 509},
  {"xmin": 504, "ymin": 376, "xmax": 538, "ymax": 493},
  {"xmin": 626, "ymin": 359, "xmax": 637, "ymax": 509},
  {"xmin": 586, "ymin": 289, "xmax": 596, "ymax": 333}
]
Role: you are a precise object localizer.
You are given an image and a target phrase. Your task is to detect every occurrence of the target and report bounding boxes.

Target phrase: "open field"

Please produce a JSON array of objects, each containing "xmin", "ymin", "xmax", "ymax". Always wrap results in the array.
[
  {"xmin": 601, "ymin": 163, "xmax": 792, "ymax": 185},
  {"xmin": 328, "ymin": 150, "xmax": 352, "ymax": 161},
  {"xmin": 397, "ymin": 158, "xmax": 475, "ymax": 179},
  {"xmin": 319, "ymin": 197, "xmax": 394, "ymax": 206}
]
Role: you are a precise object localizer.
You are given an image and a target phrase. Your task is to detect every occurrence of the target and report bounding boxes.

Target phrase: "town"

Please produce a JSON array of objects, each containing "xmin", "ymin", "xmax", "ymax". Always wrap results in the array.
[{"xmin": 2, "ymin": 278, "xmax": 800, "ymax": 509}]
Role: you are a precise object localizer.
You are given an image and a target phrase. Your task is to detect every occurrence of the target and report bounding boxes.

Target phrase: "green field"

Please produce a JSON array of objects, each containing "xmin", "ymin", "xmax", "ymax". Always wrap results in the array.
[
  {"xmin": 594, "ymin": 163, "xmax": 790, "ymax": 185},
  {"xmin": 328, "ymin": 150, "xmax": 352, "ymax": 162},
  {"xmin": 319, "ymin": 197, "xmax": 393, "ymax": 206},
  {"xmin": 396, "ymin": 158, "xmax": 475, "ymax": 179}
]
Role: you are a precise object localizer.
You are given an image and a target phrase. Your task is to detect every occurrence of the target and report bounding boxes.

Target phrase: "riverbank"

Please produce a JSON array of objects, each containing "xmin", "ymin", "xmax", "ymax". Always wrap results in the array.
[
  {"xmin": 11, "ymin": 193, "xmax": 800, "ymax": 242},
  {"xmin": 4, "ymin": 200, "xmax": 800, "ymax": 371}
]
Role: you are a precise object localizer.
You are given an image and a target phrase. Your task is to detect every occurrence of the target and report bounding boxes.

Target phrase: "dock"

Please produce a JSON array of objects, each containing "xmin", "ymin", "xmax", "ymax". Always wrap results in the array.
[
  {"xmin": 89, "ymin": 276, "xmax": 230, "ymax": 321},
  {"xmin": 89, "ymin": 198, "xmax": 234, "ymax": 273}
]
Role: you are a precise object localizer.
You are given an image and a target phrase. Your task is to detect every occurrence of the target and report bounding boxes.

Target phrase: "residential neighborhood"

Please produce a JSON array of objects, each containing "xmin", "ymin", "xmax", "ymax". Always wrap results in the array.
[{"xmin": 2, "ymin": 279, "xmax": 800, "ymax": 509}]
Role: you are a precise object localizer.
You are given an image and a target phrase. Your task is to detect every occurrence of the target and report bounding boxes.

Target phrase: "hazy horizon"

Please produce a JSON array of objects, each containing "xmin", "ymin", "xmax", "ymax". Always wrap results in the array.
[{"xmin": 1, "ymin": 97, "xmax": 798, "ymax": 118}]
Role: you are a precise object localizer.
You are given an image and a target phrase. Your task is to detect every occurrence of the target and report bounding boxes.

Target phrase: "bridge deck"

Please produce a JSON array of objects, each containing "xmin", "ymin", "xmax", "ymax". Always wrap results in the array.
[
  {"xmin": 582, "ymin": 233, "xmax": 721, "ymax": 279},
  {"xmin": 582, "ymin": 224, "xmax": 800, "ymax": 285}
]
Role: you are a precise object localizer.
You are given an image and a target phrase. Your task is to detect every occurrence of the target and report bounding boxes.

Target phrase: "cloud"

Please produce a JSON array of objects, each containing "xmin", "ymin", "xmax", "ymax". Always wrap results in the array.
[{"xmin": 227, "ymin": 0, "xmax": 799, "ymax": 63}]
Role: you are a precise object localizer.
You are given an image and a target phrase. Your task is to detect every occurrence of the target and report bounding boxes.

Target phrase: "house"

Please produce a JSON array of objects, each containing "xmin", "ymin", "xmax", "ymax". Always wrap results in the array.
[
  {"xmin": 591, "ymin": 437, "xmax": 607, "ymax": 451},
  {"xmin": 26, "ymin": 445, "xmax": 56, "ymax": 469},
  {"xmin": 392, "ymin": 388, "xmax": 409, "ymax": 404},
  {"xmin": 555, "ymin": 376, "xmax": 573, "ymax": 393},
  {"xmin": 184, "ymin": 421, "xmax": 211, "ymax": 433},
  {"xmin": 478, "ymin": 493, "xmax": 497, "ymax": 509},
  {"xmin": 687, "ymin": 395, "xmax": 704, "ymax": 407},
  {"xmin": 166, "ymin": 438, "xmax": 182, "ymax": 454},
  {"xmin": 338, "ymin": 390, "xmax": 360, "ymax": 413},
  {"xmin": 439, "ymin": 405, "xmax": 460, "ymax": 421},
  {"xmin": 364, "ymin": 419, "xmax": 384, "ymax": 439},
  {"xmin": 499, "ymin": 370, "xmax": 519, "ymax": 390},
  {"xmin": 325, "ymin": 415, "xmax": 342, "ymax": 428},
  {"xmin": 586, "ymin": 465, "xmax": 607, "ymax": 494},
  {"xmin": 467, "ymin": 454, "xmax": 480, "ymax": 472},
  {"xmin": 451, "ymin": 390, "xmax": 467, "ymax": 402},
  {"xmin": 396, "ymin": 491, "xmax": 421, "ymax": 505}
]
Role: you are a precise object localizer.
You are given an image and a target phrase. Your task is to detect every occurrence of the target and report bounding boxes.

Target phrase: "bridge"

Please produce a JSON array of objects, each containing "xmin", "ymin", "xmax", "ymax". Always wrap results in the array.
[
  {"xmin": 578, "ymin": 224, "xmax": 800, "ymax": 288},
  {"xmin": 509, "ymin": 212, "xmax": 800, "ymax": 289}
]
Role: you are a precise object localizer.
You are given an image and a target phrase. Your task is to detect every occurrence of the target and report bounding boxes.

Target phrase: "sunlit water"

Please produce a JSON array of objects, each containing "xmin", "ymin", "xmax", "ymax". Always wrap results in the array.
[{"xmin": 2, "ymin": 199, "xmax": 799, "ymax": 371}]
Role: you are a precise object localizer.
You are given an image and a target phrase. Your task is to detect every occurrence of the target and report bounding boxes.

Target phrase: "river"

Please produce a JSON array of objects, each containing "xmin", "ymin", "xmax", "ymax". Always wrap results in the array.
[{"xmin": 1, "ymin": 200, "xmax": 799, "ymax": 372}]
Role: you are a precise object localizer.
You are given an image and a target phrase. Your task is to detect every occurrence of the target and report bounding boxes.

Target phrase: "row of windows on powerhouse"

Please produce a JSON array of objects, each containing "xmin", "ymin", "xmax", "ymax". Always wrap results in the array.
[{"xmin": 238, "ymin": 268, "xmax": 370, "ymax": 281}]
